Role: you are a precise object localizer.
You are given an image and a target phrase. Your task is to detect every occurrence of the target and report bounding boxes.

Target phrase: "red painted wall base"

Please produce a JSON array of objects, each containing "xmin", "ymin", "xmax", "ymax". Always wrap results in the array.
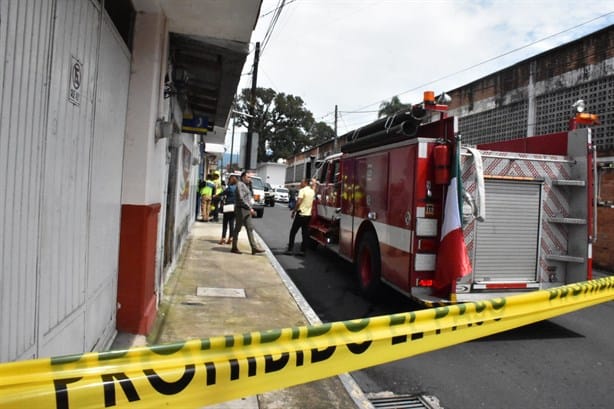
[{"xmin": 117, "ymin": 203, "xmax": 161, "ymax": 334}]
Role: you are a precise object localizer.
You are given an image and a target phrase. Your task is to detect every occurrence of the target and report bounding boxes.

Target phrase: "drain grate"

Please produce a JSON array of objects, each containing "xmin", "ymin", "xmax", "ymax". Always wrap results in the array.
[{"xmin": 368, "ymin": 393, "xmax": 438, "ymax": 409}]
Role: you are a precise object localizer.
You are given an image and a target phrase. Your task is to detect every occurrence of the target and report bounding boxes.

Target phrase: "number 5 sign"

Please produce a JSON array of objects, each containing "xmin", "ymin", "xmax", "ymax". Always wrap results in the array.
[{"xmin": 68, "ymin": 56, "xmax": 82, "ymax": 106}]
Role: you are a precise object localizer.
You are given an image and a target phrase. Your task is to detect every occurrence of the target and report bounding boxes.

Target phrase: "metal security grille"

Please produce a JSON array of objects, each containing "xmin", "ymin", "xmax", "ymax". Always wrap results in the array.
[
  {"xmin": 457, "ymin": 76, "xmax": 614, "ymax": 151},
  {"xmin": 473, "ymin": 180, "xmax": 542, "ymax": 282},
  {"xmin": 535, "ymin": 76, "xmax": 614, "ymax": 150},
  {"xmin": 286, "ymin": 162, "xmax": 305, "ymax": 184},
  {"xmin": 458, "ymin": 101, "xmax": 528, "ymax": 145}
]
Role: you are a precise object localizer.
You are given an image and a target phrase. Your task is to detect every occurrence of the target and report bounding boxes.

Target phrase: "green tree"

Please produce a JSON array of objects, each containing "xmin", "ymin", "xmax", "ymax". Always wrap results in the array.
[
  {"xmin": 309, "ymin": 121, "xmax": 336, "ymax": 146},
  {"xmin": 235, "ymin": 87, "xmax": 277, "ymax": 159},
  {"xmin": 235, "ymin": 87, "xmax": 334, "ymax": 162},
  {"xmin": 377, "ymin": 95, "xmax": 411, "ymax": 118}
]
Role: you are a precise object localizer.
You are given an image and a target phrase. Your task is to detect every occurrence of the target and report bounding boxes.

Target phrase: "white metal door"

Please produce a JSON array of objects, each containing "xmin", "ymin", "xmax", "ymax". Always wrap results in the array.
[
  {"xmin": 38, "ymin": 0, "xmax": 101, "ymax": 358},
  {"xmin": 84, "ymin": 9, "xmax": 131, "ymax": 352},
  {"xmin": 0, "ymin": 0, "xmax": 54, "ymax": 362},
  {"xmin": 1, "ymin": 0, "xmax": 130, "ymax": 362}
]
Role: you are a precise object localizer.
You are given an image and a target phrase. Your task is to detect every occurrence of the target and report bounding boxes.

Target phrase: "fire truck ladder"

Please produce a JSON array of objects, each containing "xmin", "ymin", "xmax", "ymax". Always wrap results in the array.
[
  {"xmin": 545, "ymin": 178, "xmax": 587, "ymax": 264},
  {"xmin": 542, "ymin": 128, "xmax": 593, "ymax": 283}
]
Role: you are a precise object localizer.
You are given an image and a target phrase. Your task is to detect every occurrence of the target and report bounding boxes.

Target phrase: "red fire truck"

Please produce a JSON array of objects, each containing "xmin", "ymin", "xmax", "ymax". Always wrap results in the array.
[{"xmin": 309, "ymin": 92, "xmax": 598, "ymax": 304}]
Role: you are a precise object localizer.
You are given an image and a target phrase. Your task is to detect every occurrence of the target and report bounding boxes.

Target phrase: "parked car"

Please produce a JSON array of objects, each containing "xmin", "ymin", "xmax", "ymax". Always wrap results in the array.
[
  {"xmin": 273, "ymin": 187, "xmax": 289, "ymax": 203},
  {"xmin": 264, "ymin": 182, "xmax": 276, "ymax": 207}
]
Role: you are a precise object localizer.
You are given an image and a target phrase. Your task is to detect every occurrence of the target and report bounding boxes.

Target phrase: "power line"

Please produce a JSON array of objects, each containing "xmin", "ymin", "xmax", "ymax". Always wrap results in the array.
[
  {"xmin": 349, "ymin": 11, "xmax": 614, "ymax": 113},
  {"xmin": 337, "ymin": 41, "xmax": 614, "ymax": 134},
  {"xmin": 260, "ymin": 0, "xmax": 299, "ymax": 18},
  {"xmin": 260, "ymin": 67, "xmax": 281, "ymax": 91},
  {"xmin": 260, "ymin": 0, "xmax": 286, "ymax": 56},
  {"xmin": 339, "ymin": 109, "xmax": 379, "ymax": 114},
  {"xmin": 246, "ymin": 8, "xmax": 614, "ymax": 137}
]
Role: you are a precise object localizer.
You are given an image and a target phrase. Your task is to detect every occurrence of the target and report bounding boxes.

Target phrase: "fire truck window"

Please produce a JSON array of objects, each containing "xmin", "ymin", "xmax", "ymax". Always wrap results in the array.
[
  {"xmin": 319, "ymin": 162, "xmax": 329, "ymax": 183},
  {"xmin": 333, "ymin": 161, "xmax": 340, "ymax": 184}
]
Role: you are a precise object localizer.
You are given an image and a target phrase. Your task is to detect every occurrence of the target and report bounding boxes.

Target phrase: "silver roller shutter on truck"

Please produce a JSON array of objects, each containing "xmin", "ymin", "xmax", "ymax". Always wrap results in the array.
[{"xmin": 472, "ymin": 179, "xmax": 542, "ymax": 283}]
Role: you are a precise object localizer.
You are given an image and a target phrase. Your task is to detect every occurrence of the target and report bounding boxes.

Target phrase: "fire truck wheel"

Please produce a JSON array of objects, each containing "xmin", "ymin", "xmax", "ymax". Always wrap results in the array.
[{"xmin": 355, "ymin": 232, "xmax": 382, "ymax": 299}]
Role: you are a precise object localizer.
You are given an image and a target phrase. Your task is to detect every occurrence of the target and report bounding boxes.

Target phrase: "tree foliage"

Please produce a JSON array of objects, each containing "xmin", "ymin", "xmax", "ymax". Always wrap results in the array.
[
  {"xmin": 234, "ymin": 87, "xmax": 334, "ymax": 162},
  {"xmin": 377, "ymin": 95, "xmax": 411, "ymax": 118}
]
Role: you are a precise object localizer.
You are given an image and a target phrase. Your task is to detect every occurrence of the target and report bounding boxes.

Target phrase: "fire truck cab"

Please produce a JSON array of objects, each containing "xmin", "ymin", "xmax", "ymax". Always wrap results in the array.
[{"xmin": 310, "ymin": 93, "xmax": 597, "ymax": 304}]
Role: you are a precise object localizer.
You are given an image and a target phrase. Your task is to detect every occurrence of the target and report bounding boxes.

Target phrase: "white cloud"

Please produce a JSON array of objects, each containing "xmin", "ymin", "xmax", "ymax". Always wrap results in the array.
[{"xmin": 232, "ymin": 0, "xmax": 614, "ymax": 141}]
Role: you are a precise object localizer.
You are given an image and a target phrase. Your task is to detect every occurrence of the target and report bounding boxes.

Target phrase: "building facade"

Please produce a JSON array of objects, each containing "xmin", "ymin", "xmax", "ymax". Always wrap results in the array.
[
  {"xmin": 257, "ymin": 162, "xmax": 287, "ymax": 188},
  {"xmin": 0, "ymin": 0, "xmax": 261, "ymax": 362}
]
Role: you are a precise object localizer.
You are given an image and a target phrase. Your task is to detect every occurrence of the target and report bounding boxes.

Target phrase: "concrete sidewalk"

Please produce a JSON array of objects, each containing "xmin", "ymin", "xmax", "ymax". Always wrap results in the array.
[{"xmin": 113, "ymin": 220, "xmax": 372, "ymax": 409}]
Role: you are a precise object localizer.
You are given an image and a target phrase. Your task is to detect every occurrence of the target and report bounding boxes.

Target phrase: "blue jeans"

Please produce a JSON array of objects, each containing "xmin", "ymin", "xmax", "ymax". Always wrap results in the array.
[{"xmin": 222, "ymin": 212, "xmax": 235, "ymax": 239}]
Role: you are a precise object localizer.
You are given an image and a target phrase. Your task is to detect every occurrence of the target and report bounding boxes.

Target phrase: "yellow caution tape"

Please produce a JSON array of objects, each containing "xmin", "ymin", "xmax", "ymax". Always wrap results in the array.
[{"xmin": 1, "ymin": 276, "xmax": 613, "ymax": 408}]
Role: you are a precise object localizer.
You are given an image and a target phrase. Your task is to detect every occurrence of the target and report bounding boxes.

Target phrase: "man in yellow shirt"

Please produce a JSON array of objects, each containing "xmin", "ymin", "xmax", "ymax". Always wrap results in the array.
[{"xmin": 284, "ymin": 179, "xmax": 315, "ymax": 256}]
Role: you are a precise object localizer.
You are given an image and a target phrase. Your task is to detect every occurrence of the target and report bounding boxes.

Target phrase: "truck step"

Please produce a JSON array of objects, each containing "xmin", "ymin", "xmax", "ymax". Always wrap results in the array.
[
  {"xmin": 551, "ymin": 179, "xmax": 585, "ymax": 187},
  {"xmin": 546, "ymin": 254, "xmax": 585, "ymax": 263},
  {"xmin": 326, "ymin": 243, "xmax": 340, "ymax": 254},
  {"xmin": 312, "ymin": 225, "xmax": 330, "ymax": 234},
  {"xmin": 547, "ymin": 217, "xmax": 586, "ymax": 224}
]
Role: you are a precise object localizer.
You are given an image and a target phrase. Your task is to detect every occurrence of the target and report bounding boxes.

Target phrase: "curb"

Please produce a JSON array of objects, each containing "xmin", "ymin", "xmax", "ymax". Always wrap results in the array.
[{"xmin": 254, "ymin": 231, "xmax": 375, "ymax": 409}]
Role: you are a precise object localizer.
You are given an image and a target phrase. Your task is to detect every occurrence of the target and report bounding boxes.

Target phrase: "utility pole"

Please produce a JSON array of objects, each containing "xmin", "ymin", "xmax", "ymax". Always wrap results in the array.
[
  {"xmin": 245, "ymin": 42, "xmax": 260, "ymax": 171},
  {"xmin": 333, "ymin": 104, "xmax": 338, "ymax": 152}
]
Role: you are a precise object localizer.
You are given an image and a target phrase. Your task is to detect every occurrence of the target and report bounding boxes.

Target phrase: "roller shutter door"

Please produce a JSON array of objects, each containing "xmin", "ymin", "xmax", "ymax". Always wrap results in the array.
[{"xmin": 473, "ymin": 179, "xmax": 541, "ymax": 282}]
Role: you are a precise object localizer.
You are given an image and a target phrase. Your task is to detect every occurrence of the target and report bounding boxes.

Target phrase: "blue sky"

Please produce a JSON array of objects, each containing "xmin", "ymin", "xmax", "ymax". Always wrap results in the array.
[{"xmin": 227, "ymin": 0, "xmax": 614, "ymax": 151}]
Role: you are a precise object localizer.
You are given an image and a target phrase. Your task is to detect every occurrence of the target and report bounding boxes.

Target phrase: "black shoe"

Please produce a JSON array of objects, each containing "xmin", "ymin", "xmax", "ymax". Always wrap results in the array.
[
  {"xmin": 252, "ymin": 248, "xmax": 265, "ymax": 255},
  {"xmin": 231, "ymin": 248, "xmax": 242, "ymax": 254}
]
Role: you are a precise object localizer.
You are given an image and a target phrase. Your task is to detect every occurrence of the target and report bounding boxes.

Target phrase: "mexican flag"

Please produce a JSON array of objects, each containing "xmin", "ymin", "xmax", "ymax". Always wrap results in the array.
[{"xmin": 434, "ymin": 142, "xmax": 472, "ymax": 293}]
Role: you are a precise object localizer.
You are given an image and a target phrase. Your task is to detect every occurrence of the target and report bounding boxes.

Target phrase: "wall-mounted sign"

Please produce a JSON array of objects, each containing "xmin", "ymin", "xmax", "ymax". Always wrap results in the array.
[
  {"xmin": 182, "ymin": 114, "xmax": 211, "ymax": 135},
  {"xmin": 68, "ymin": 56, "xmax": 82, "ymax": 106}
]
